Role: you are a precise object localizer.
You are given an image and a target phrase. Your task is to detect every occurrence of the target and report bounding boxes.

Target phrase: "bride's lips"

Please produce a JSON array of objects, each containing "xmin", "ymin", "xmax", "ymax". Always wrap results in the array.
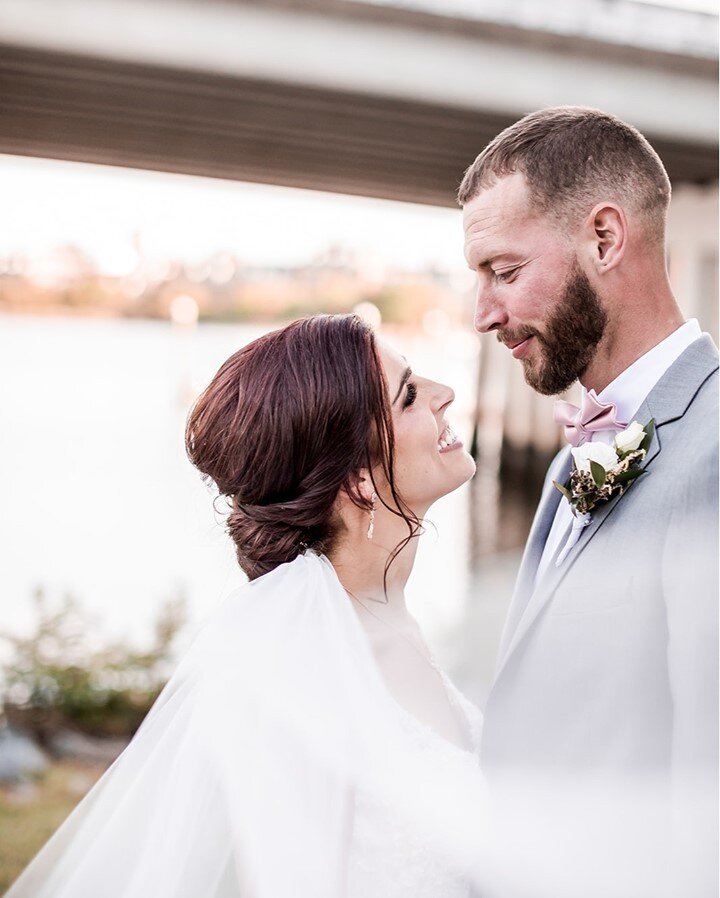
[
  {"xmin": 439, "ymin": 438, "xmax": 463, "ymax": 454},
  {"xmin": 508, "ymin": 336, "xmax": 533, "ymax": 359}
]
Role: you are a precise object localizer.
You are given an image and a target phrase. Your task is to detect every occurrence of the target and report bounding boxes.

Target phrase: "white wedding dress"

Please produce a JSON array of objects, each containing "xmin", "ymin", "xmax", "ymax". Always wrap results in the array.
[
  {"xmin": 348, "ymin": 664, "xmax": 485, "ymax": 898},
  {"xmin": 6, "ymin": 552, "xmax": 488, "ymax": 898}
]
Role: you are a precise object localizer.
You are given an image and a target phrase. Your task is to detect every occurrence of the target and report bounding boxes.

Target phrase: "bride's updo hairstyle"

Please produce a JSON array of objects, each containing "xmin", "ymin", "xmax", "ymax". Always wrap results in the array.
[{"xmin": 185, "ymin": 314, "xmax": 420, "ymax": 581}]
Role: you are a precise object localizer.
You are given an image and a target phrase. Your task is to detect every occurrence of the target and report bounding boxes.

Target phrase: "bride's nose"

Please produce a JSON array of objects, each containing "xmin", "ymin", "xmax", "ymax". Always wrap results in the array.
[{"xmin": 432, "ymin": 381, "xmax": 455, "ymax": 412}]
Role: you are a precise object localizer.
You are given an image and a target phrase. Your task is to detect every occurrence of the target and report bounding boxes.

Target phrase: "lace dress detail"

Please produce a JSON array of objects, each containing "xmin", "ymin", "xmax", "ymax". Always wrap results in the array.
[{"xmin": 346, "ymin": 663, "xmax": 485, "ymax": 898}]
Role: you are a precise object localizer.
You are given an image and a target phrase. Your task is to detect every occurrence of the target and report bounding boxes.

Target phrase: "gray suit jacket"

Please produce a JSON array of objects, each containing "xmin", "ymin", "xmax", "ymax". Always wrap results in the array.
[
  {"xmin": 478, "ymin": 335, "xmax": 718, "ymax": 898},
  {"xmin": 482, "ymin": 334, "xmax": 719, "ymax": 775}
]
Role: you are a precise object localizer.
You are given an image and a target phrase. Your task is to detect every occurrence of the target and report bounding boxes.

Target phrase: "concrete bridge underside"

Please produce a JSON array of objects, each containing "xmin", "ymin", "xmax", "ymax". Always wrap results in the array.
[{"xmin": 0, "ymin": 0, "xmax": 717, "ymax": 207}]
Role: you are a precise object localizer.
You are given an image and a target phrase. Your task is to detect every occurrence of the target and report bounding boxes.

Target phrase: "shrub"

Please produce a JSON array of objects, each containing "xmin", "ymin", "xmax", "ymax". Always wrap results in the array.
[{"xmin": 1, "ymin": 588, "xmax": 186, "ymax": 744}]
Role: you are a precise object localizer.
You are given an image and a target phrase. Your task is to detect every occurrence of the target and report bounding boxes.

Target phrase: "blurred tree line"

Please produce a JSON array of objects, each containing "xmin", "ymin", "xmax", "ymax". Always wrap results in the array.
[
  {"xmin": 0, "ymin": 246, "xmax": 467, "ymax": 326},
  {"xmin": 1, "ymin": 588, "xmax": 186, "ymax": 746}
]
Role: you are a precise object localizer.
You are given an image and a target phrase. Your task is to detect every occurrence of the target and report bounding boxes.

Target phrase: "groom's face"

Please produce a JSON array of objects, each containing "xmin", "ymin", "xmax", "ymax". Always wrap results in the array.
[{"xmin": 463, "ymin": 172, "xmax": 607, "ymax": 395}]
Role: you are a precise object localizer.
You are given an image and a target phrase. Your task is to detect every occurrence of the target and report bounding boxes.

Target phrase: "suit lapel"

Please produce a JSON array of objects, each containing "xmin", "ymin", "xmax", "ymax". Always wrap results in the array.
[
  {"xmin": 496, "ymin": 447, "xmax": 571, "ymax": 663},
  {"xmin": 497, "ymin": 416, "xmax": 661, "ymax": 677},
  {"xmin": 494, "ymin": 333, "xmax": 718, "ymax": 682}
]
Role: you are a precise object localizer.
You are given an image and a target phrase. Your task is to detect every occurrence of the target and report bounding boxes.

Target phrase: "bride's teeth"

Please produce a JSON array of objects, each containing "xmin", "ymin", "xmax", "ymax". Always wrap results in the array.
[{"xmin": 438, "ymin": 423, "xmax": 457, "ymax": 450}]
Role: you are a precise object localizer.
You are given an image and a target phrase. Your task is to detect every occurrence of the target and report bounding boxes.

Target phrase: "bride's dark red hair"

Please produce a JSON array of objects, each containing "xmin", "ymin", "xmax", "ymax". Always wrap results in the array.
[{"xmin": 185, "ymin": 314, "xmax": 420, "ymax": 581}]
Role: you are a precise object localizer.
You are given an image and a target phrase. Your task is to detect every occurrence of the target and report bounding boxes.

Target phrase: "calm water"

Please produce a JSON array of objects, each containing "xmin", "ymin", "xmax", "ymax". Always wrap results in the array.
[{"xmin": 0, "ymin": 314, "xmax": 526, "ymax": 703}]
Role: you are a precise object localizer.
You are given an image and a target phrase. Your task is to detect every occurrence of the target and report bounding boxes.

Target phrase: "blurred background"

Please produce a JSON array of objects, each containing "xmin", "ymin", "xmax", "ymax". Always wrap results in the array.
[{"xmin": 0, "ymin": 0, "xmax": 717, "ymax": 888}]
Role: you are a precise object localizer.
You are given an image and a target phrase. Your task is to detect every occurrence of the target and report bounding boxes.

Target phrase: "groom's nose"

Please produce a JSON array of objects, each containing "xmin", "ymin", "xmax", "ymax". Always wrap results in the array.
[{"xmin": 473, "ymin": 287, "xmax": 508, "ymax": 334}]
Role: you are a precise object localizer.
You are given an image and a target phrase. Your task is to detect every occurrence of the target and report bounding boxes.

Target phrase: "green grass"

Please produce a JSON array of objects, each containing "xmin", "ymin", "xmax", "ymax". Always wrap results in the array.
[{"xmin": 0, "ymin": 761, "xmax": 104, "ymax": 894}]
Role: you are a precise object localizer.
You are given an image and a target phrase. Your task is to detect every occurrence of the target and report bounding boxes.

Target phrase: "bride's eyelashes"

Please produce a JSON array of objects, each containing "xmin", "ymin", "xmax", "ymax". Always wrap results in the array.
[{"xmin": 403, "ymin": 381, "xmax": 418, "ymax": 409}]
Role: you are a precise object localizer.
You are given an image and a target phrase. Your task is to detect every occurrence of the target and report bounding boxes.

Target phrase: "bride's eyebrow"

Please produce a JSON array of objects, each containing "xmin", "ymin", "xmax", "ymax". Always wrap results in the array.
[{"xmin": 392, "ymin": 366, "xmax": 412, "ymax": 405}]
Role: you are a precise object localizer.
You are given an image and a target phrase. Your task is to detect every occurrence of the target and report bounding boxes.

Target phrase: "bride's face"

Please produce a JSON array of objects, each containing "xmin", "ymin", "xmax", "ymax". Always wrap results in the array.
[{"xmin": 378, "ymin": 342, "xmax": 476, "ymax": 512}]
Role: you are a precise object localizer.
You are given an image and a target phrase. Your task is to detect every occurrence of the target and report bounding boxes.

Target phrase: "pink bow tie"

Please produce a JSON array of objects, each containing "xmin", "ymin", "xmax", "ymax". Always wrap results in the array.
[{"xmin": 553, "ymin": 390, "xmax": 627, "ymax": 447}]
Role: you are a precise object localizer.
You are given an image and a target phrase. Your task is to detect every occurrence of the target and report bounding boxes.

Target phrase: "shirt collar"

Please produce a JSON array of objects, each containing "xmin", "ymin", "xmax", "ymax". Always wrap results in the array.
[{"xmin": 584, "ymin": 319, "xmax": 702, "ymax": 425}]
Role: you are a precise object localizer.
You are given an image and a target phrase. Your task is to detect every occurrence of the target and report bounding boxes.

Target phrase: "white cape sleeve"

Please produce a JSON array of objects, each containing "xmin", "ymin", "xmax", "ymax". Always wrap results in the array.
[{"xmin": 6, "ymin": 552, "xmax": 488, "ymax": 898}]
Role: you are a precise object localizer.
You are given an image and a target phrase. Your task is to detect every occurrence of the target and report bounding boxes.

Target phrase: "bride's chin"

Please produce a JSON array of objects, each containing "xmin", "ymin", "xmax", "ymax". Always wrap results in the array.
[
  {"xmin": 431, "ymin": 456, "xmax": 478, "ymax": 503},
  {"xmin": 449, "ymin": 450, "xmax": 477, "ymax": 483}
]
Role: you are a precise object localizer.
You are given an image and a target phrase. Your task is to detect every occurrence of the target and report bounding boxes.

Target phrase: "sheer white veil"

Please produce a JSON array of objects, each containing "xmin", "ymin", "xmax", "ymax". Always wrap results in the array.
[{"xmin": 6, "ymin": 551, "xmax": 488, "ymax": 898}]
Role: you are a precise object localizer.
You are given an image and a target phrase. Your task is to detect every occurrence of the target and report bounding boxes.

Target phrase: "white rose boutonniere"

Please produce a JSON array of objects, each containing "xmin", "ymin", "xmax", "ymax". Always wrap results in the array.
[
  {"xmin": 554, "ymin": 419, "xmax": 656, "ymax": 517},
  {"xmin": 570, "ymin": 441, "xmax": 619, "ymax": 474},
  {"xmin": 614, "ymin": 421, "xmax": 646, "ymax": 453}
]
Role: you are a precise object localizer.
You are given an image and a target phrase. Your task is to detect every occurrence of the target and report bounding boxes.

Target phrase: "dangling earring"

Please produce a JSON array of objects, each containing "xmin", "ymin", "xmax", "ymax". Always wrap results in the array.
[{"xmin": 367, "ymin": 491, "xmax": 377, "ymax": 540}]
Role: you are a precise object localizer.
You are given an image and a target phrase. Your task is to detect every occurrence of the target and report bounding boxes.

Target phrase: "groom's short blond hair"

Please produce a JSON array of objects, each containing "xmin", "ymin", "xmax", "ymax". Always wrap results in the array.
[{"xmin": 457, "ymin": 106, "xmax": 671, "ymax": 243}]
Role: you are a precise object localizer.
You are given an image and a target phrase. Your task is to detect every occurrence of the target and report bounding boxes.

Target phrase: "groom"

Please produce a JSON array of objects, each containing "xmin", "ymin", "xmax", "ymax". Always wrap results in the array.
[{"xmin": 459, "ymin": 107, "xmax": 718, "ymax": 896}]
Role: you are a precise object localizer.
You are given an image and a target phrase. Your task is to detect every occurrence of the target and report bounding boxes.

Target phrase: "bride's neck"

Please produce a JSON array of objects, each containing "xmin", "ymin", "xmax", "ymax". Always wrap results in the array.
[{"xmin": 327, "ymin": 514, "xmax": 423, "ymax": 615}]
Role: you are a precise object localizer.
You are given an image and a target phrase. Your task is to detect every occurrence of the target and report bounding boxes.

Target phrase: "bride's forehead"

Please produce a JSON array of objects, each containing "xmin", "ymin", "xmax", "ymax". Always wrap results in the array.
[{"xmin": 376, "ymin": 340, "xmax": 407, "ymax": 375}]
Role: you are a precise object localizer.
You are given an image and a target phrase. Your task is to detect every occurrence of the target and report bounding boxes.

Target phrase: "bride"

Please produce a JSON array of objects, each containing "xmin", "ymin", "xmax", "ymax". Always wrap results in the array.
[{"xmin": 7, "ymin": 313, "xmax": 488, "ymax": 898}]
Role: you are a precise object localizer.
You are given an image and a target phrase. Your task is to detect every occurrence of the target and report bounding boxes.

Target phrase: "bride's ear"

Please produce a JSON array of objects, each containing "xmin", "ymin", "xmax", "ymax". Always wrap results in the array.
[
  {"xmin": 333, "ymin": 470, "xmax": 373, "ymax": 516},
  {"xmin": 355, "ymin": 470, "xmax": 375, "ymax": 505}
]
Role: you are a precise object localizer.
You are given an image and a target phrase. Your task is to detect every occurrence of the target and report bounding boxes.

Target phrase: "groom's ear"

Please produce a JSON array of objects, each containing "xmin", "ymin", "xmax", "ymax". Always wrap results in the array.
[{"xmin": 584, "ymin": 203, "xmax": 627, "ymax": 274}]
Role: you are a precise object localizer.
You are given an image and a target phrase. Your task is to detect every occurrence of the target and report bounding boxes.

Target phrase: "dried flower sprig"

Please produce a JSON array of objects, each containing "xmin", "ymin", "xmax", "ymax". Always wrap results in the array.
[{"xmin": 553, "ymin": 419, "xmax": 655, "ymax": 517}]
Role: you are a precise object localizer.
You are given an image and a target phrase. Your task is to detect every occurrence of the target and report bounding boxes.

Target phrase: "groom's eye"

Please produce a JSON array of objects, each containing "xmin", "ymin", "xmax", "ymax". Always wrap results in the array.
[{"xmin": 495, "ymin": 267, "xmax": 518, "ymax": 283}]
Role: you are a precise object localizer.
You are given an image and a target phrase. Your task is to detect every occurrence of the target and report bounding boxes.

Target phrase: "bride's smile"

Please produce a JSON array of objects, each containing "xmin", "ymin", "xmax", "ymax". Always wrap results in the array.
[
  {"xmin": 377, "ymin": 342, "xmax": 476, "ymax": 516},
  {"xmin": 437, "ymin": 422, "xmax": 460, "ymax": 452}
]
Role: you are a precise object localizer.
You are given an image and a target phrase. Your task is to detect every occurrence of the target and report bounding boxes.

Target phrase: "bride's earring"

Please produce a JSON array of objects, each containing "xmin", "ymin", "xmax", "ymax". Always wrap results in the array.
[{"xmin": 367, "ymin": 492, "xmax": 377, "ymax": 540}]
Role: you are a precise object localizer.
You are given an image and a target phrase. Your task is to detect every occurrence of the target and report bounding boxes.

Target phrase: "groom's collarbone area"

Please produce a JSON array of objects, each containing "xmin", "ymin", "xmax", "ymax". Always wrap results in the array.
[
  {"xmin": 543, "ymin": 416, "xmax": 715, "ymax": 618},
  {"xmin": 541, "ymin": 451, "xmax": 668, "ymax": 619}
]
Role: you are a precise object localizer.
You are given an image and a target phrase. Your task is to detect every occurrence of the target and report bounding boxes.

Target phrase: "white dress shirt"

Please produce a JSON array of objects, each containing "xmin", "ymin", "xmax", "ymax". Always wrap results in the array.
[{"xmin": 534, "ymin": 319, "xmax": 703, "ymax": 587}]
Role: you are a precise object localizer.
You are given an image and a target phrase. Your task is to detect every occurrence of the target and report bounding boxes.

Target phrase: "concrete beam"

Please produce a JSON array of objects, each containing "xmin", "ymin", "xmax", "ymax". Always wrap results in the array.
[{"xmin": 0, "ymin": 0, "xmax": 716, "ymax": 206}]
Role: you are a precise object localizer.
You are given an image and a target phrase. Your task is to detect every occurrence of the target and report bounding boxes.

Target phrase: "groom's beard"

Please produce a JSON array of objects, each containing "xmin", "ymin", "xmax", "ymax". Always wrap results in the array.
[{"xmin": 500, "ymin": 264, "xmax": 608, "ymax": 396}]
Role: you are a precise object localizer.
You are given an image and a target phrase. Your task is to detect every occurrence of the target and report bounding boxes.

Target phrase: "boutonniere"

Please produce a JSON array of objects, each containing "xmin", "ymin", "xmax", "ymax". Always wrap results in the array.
[{"xmin": 553, "ymin": 419, "xmax": 655, "ymax": 518}]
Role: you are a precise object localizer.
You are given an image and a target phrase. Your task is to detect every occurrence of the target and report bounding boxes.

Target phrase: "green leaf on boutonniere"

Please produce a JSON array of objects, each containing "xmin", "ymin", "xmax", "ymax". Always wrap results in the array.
[
  {"xmin": 639, "ymin": 418, "xmax": 656, "ymax": 454},
  {"xmin": 553, "ymin": 480, "xmax": 573, "ymax": 501},
  {"xmin": 614, "ymin": 467, "xmax": 647, "ymax": 485},
  {"xmin": 589, "ymin": 461, "xmax": 607, "ymax": 488}
]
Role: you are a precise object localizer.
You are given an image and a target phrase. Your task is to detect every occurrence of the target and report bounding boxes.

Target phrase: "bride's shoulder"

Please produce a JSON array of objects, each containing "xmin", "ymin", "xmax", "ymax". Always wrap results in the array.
[{"xmin": 185, "ymin": 552, "xmax": 343, "ymax": 680}]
